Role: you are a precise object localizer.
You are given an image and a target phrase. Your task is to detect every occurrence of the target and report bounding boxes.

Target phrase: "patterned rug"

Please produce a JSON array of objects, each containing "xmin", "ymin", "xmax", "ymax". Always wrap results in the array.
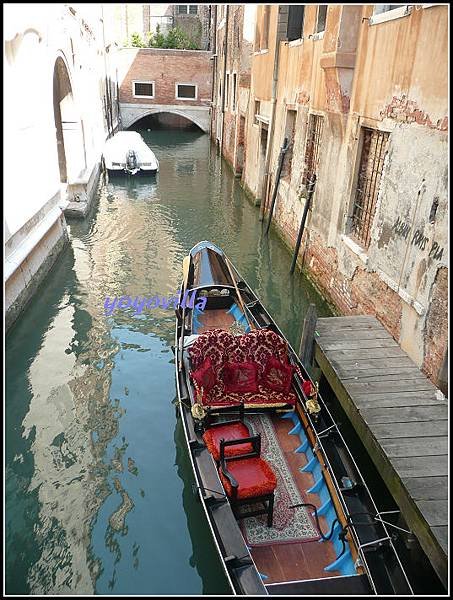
[{"xmin": 237, "ymin": 414, "xmax": 320, "ymax": 546}]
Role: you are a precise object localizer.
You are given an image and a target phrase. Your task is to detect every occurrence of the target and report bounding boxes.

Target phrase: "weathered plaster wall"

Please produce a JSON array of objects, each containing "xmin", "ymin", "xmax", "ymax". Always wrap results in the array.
[{"xmin": 219, "ymin": 4, "xmax": 448, "ymax": 388}]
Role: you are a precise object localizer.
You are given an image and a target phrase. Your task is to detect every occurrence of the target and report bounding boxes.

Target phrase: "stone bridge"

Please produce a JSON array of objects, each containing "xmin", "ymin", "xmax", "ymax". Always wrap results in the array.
[
  {"xmin": 117, "ymin": 47, "xmax": 213, "ymax": 133},
  {"xmin": 120, "ymin": 103, "xmax": 211, "ymax": 132}
]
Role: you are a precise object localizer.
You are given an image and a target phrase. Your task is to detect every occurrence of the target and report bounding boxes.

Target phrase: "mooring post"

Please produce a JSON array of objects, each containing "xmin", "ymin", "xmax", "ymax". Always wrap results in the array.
[
  {"xmin": 290, "ymin": 173, "xmax": 317, "ymax": 274},
  {"xmin": 299, "ymin": 303, "xmax": 318, "ymax": 367}
]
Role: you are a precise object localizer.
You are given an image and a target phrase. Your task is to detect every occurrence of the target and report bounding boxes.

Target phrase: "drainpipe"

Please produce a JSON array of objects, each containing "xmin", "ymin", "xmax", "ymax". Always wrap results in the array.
[
  {"xmin": 220, "ymin": 5, "xmax": 229, "ymax": 154},
  {"xmin": 210, "ymin": 4, "xmax": 217, "ymax": 140},
  {"xmin": 259, "ymin": 16, "xmax": 283, "ymax": 221}
]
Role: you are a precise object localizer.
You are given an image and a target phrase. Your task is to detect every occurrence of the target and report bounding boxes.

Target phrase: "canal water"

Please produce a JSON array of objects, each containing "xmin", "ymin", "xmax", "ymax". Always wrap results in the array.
[{"xmin": 5, "ymin": 129, "xmax": 333, "ymax": 595}]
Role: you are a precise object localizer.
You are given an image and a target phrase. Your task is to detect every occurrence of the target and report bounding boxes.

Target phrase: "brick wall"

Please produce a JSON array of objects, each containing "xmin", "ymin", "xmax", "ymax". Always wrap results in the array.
[
  {"xmin": 305, "ymin": 233, "xmax": 403, "ymax": 335},
  {"xmin": 119, "ymin": 49, "xmax": 212, "ymax": 107}
]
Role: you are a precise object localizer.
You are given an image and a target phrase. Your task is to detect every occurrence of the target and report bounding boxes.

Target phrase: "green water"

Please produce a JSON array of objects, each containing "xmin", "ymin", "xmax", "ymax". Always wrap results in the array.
[{"xmin": 5, "ymin": 130, "xmax": 332, "ymax": 595}]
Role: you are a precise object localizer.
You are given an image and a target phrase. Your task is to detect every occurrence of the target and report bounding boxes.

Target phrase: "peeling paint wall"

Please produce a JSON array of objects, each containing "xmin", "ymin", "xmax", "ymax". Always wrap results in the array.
[{"xmin": 213, "ymin": 4, "xmax": 448, "ymax": 389}]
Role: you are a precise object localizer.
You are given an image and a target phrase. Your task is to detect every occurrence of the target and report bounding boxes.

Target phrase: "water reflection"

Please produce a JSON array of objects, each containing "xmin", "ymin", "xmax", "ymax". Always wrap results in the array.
[{"xmin": 174, "ymin": 414, "xmax": 231, "ymax": 595}]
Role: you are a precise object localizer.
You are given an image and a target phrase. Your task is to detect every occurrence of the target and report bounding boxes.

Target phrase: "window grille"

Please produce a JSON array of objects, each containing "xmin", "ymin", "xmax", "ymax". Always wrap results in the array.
[
  {"xmin": 282, "ymin": 109, "xmax": 297, "ymax": 180},
  {"xmin": 350, "ymin": 128, "xmax": 389, "ymax": 248},
  {"xmin": 189, "ymin": 5, "xmax": 198, "ymax": 15},
  {"xmin": 302, "ymin": 114, "xmax": 324, "ymax": 186}
]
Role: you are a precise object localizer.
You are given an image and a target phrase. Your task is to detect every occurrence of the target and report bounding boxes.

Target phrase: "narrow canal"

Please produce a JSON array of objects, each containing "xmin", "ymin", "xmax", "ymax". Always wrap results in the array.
[{"xmin": 6, "ymin": 128, "xmax": 333, "ymax": 595}]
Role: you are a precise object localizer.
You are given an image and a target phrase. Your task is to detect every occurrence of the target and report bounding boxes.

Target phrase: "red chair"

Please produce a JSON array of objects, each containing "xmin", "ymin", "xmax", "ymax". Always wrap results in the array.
[
  {"xmin": 202, "ymin": 402, "xmax": 252, "ymax": 462},
  {"xmin": 203, "ymin": 421, "xmax": 252, "ymax": 461},
  {"xmin": 218, "ymin": 434, "xmax": 277, "ymax": 527}
]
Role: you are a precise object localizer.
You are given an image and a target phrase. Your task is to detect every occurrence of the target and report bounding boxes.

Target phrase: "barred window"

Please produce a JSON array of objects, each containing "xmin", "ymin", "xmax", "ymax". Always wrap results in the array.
[
  {"xmin": 133, "ymin": 81, "xmax": 154, "ymax": 98},
  {"xmin": 302, "ymin": 114, "xmax": 324, "ymax": 186},
  {"xmin": 350, "ymin": 128, "xmax": 389, "ymax": 248},
  {"xmin": 282, "ymin": 109, "xmax": 297, "ymax": 180}
]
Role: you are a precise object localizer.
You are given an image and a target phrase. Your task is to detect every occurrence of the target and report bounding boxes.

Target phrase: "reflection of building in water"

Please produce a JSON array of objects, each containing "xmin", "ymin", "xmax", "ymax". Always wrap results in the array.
[{"xmin": 22, "ymin": 237, "xmax": 123, "ymax": 593}]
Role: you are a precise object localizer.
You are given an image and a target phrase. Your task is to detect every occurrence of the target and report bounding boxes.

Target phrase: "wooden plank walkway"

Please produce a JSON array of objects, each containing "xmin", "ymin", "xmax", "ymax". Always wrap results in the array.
[{"xmin": 312, "ymin": 315, "xmax": 448, "ymax": 588}]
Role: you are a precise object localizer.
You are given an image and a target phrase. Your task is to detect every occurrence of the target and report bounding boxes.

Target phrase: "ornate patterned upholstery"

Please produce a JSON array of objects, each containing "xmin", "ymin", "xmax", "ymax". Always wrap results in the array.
[
  {"xmin": 202, "ymin": 422, "xmax": 252, "ymax": 462},
  {"xmin": 189, "ymin": 329, "xmax": 297, "ymax": 407},
  {"xmin": 218, "ymin": 457, "xmax": 277, "ymax": 499}
]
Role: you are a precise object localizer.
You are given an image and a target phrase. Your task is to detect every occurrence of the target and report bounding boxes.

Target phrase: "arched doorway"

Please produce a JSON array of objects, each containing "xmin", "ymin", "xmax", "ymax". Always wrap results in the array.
[{"xmin": 53, "ymin": 57, "xmax": 86, "ymax": 183}]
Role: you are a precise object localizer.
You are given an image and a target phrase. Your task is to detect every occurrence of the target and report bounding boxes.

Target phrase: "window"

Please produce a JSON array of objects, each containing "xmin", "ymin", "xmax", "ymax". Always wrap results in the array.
[
  {"xmin": 176, "ymin": 83, "xmax": 197, "ymax": 100},
  {"xmin": 287, "ymin": 5, "xmax": 305, "ymax": 41},
  {"xmin": 349, "ymin": 128, "xmax": 389, "ymax": 249},
  {"xmin": 177, "ymin": 5, "xmax": 198, "ymax": 15},
  {"xmin": 302, "ymin": 114, "xmax": 324, "ymax": 186},
  {"xmin": 225, "ymin": 73, "xmax": 230, "ymax": 108},
  {"xmin": 262, "ymin": 5, "xmax": 271, "ymax": 50},
  {"xmin": 282, "ymin": 109, "xmax": 297, "ymax": 179},
  {"xmin": 373, "ymin": 5, "xmax": 404, "ymax": 15},
  {"xmin": 254, "ymin": 100, "xmax": 261, "ymax": 124},
  {"xmin": 315, "ymin": 5, "xmax": 328, "ymax": 33},
  {"xmin": 232, "ymin": 73, "xmax": 237, "ymax": 111},
  {"xmin": 133, "ymin": 81, "xmax": 154, "ymax": 98}
]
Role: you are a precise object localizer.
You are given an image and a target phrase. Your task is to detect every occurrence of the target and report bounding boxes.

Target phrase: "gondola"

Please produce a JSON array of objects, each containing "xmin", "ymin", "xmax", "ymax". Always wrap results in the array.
[{"xmin": 174, "ymin": 241, "xmax": 414, "ymax": 595}]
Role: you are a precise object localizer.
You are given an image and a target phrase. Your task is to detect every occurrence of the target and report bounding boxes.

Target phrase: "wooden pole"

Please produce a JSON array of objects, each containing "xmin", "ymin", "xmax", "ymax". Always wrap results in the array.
[
  {"xmin": 299, "ymin": 303, "xmax": 317, "ymax": 367},
  {"xmin": 264, "ymin": 137, "xmax": 289, "ymax": 235},
  {"xmin": 290, "ymin": 173, "xmax": 316, "ymax": 274}
]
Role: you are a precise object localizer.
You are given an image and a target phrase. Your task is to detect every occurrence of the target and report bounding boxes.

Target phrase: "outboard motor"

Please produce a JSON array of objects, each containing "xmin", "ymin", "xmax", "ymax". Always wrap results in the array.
[{"xmin": 125, "ymin": 150, "xmax": 139, "ymax": 174}]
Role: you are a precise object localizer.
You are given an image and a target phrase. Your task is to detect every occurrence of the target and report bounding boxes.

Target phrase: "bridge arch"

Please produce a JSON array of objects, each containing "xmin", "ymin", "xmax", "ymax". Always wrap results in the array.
[{"xmin": 121, "ymin": 106, "xmax": 209, "ymax": 133}]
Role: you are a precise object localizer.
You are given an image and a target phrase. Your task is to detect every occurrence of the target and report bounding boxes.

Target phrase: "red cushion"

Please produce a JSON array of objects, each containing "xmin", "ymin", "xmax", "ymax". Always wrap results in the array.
[
  {"xmin": 261, "ymin": 356, "xmax": 295, "ymax": 394},
  {"xmin": 302, "ymin": 379, "xmax": 316, "ymax": 397},
  {"xmin": 221, "ymin": 361, "xmax": 258, "ymax": 393},
  {"xmin": 219, "ymin": 457, "xmax": 277, "ymax": 499},
  {"xmin": 191, "ymin": 357, "xmax": 216, "ymax": 392},
  {"xmin": 202, "ymin": 422, "xmax": 252, "ymax": 461}
]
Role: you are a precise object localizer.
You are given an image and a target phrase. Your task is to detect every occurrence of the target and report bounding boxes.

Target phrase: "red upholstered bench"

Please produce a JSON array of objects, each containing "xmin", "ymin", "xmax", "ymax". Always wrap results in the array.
[{"xmin": 189, "ymin": 328, "xmax": 298, "ymax": 408}]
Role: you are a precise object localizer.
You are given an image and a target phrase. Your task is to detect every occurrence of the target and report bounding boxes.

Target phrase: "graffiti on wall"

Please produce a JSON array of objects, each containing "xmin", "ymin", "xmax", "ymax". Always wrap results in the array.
[{"xmin": 392, "ymin": 217, "xmax": 444, "ymax": 260}]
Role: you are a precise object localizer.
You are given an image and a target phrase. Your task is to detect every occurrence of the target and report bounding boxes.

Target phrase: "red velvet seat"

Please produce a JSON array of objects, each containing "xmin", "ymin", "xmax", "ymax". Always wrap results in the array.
[
  {"xmin": 218, "ymin": 457, "xmax": 277, "ymax": 499},
  {"xmin": 218, "ymin": 434, "xmax": 277, "ymax": 527},
  {"xmin": 203, "ymin": 422, "xmax": 252, "ymax": 462}
]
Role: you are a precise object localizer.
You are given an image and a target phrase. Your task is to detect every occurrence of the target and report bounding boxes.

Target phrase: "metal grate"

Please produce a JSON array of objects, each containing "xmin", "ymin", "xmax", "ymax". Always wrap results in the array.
[
  {"xmin": 302, "ymin": 114, "xmax": 324, "ymax": 186},
  {"xmin": 350, "ymin": 128, "xmax": 389, "ymax": 249}
]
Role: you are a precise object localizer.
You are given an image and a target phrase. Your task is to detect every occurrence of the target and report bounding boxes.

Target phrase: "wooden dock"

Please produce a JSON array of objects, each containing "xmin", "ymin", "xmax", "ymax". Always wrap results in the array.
[{"xmin": 312, "ymin": 315, "xmax": 448, "ymax": 588}]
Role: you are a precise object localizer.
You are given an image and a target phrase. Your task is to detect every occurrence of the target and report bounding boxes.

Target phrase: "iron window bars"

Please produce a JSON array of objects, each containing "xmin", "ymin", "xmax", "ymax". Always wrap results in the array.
[
  {"xmin": 350, "ymin": 128, "xmax": 389, "ymax": 249},
  {"xmin": 302, "ymin": 114, "xmax": 324, "ymax": 186}
]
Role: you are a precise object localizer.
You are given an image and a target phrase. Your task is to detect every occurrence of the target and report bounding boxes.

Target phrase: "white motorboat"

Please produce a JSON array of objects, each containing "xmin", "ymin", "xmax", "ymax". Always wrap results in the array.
[{"xmin": 103, "ymin": 131, "xmax": 159, "ymax": 176}]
